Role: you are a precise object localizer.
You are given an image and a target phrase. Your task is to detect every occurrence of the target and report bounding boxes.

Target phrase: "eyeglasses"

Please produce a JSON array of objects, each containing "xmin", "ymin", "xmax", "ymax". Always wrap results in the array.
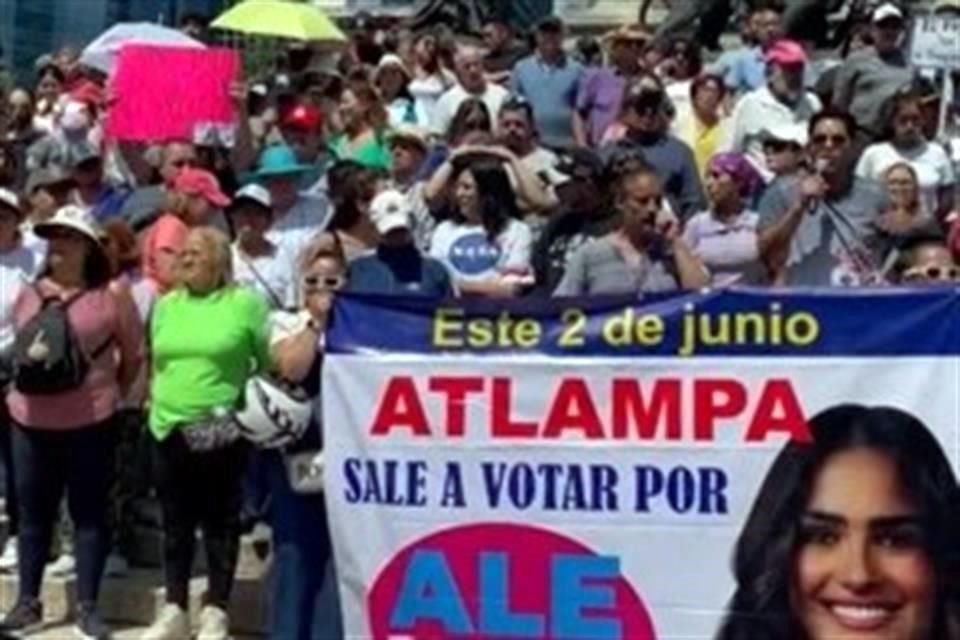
[
  {"xmin": 171, "ymin": 158, "xmax": 198, "ymax": 169},
  {"xmin": 303, "ymin": 274, "xmax": 345, "ymax": 290},
  {"xmin": 903, "ymin": 265, "xmax": 960, "ymax": 283}
]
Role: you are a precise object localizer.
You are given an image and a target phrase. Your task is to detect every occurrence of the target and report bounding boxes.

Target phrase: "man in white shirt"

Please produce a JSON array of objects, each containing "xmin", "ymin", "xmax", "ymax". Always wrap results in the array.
[
  {"xmin": 497, "ymin": 99, "xmax": 565, "ymax": 207},
  {"xmin": 431, "ymin": 45, "xmax": 510, "ymax": 139},
  {"xmin": 723, "ymin": 39, "xmax": 821, "ymax": 179},
  {"xmin": 496, "ymin": 98, "xmax": 566, "ymax": 244}
]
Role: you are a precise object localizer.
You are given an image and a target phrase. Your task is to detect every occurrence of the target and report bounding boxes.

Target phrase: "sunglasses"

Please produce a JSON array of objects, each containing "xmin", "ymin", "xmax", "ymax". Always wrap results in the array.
[
  {"xmin": 812, "ymin": 134, "xmax": 849, "ymax": 147},
  {"xmin": 903, "ymin": 265, "xmax": 960, "ymax": 283},
  {"xmin": 171, "ymin": 158, "xmax": 198, "ymax": 169},
  {"xmin": 303, "ymin": 274, "xmax": 345, "ymax": 290},
  {"xmin": 763, "ymin": 140, "xmax": 798, "ymax": 153}
]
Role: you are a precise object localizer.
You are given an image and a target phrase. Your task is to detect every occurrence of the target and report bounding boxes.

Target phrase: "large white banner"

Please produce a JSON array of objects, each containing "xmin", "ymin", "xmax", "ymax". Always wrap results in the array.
[{"xmin": 323, "ymin": 290, "xmax": 960, "ymax": 640}]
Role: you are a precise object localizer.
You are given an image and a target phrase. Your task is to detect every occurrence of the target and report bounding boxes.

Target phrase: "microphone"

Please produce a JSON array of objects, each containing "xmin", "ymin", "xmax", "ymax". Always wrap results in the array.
[{"xmin": 806, "ymin": 158, "xmax": 831, "ymax": 215}]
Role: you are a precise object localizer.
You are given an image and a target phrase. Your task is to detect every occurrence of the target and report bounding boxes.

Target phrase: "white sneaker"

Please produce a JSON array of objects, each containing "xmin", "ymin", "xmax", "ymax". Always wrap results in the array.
[
  {"xmin": 46, "ymin": 553, "xmax": 76, "ymax": 576},
  {"xmin": 0, "ymin": 537, "xmax": 17, "ymax": 572},
  {"xmin": 141, "ymin": 604, "xmax": 190, "ymax": 640},
  {"xmin": 197, "ymin": 605, "xmax": 229, "ymax": 640},
  {"xmin": 103, "ymin": 553, "xmax": 129, "ymax": 577}
]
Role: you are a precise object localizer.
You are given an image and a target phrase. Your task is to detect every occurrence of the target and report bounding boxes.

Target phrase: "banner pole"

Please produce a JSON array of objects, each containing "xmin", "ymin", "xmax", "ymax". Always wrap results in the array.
[{"xmin": 941, "ymin": 71, "xmax": 955, "ymax": 140}]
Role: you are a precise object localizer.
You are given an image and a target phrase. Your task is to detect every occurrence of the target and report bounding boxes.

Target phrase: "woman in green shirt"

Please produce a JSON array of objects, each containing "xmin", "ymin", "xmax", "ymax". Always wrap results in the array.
[
  {"xmin": 144, "ymin": 227, "xmax": 269, "ymax": 640},
  {"xmin": 329, "ymin": 82, "xmax": 392, "ymax": 171}
]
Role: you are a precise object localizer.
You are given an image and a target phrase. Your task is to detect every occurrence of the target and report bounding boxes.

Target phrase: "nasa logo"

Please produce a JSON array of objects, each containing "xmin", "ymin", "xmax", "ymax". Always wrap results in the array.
[{"xmin": 448, "ymin": 232, "xmax": 502, "ymax": 276}]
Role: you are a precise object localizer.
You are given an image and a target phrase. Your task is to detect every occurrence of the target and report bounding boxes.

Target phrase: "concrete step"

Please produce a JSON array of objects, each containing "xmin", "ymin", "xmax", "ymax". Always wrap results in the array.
[
  {"xmin": 0, "ymin": 569, "xmax": 270, "ymax": 635},
  {"xmin": 24, "ymin": 623, "xmax": 265, "ymax": 639},
  {"xmin": 126, "ymin": 526, "xmax": 272, "ymax": 579},
  {"xmin": 100, "ymin": 569, "xmax": 270, "ymax": 634}
]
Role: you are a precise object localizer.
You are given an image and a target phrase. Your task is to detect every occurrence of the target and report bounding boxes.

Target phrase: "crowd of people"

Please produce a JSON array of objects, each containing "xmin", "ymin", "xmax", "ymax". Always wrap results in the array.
[{"xmin": 0, "ymin": 0, "xmax": 959, "ymax": 638}]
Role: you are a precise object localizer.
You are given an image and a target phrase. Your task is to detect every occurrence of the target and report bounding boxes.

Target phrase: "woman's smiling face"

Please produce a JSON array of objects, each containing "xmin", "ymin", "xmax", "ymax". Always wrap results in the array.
[{"xmin": 792, "ymin": 447, "xmax": 935, "ymax": 640}]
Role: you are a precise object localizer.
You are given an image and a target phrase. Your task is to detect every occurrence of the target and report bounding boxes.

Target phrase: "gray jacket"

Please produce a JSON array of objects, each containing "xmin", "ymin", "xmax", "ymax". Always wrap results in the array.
[{"xmin": 832, "ymin": 47, "xmax": 914, "ymax": 137}]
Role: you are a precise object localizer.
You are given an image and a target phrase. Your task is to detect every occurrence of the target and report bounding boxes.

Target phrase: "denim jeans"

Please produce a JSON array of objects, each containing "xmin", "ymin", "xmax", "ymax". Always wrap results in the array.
[
  {"xmin": 0, "ymin": 397, "xmax": 18, "ymax": 538},
  {"xmin": 265, "ymin": 452, "xmax": 342, "ymax": 640},
  {"xmin": 12, "ymin": 419, "xmax": 117, "ymax": 606}
]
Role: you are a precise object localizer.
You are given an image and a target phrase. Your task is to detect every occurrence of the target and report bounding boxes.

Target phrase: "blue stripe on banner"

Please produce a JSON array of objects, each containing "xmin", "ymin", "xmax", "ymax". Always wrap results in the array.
[{"xmin": 327, "ymin": 288, "xmax": 960, "ymax": 357}]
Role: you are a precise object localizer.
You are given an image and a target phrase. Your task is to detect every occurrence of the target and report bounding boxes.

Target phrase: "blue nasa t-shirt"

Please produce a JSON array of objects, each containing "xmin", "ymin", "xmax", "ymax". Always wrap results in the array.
[{"xmin": 429, "ymin": 219, "xmax": 533, "ymax": 282}]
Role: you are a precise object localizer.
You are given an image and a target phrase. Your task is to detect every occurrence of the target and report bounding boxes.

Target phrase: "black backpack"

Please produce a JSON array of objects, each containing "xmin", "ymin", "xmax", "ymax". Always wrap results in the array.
[{"xmin": 12, "ymin": 289, "xmax": 113, "ymax": 395}]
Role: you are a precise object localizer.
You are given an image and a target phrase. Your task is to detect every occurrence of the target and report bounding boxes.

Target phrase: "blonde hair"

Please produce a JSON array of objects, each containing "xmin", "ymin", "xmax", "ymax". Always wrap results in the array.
[
  {"xmin": 295, "ymin": 232, "xmax": 347, "ymax": 306},
  {"xmin": 176, "ymin": 226, "xmax": 233, "ymax": 290}
]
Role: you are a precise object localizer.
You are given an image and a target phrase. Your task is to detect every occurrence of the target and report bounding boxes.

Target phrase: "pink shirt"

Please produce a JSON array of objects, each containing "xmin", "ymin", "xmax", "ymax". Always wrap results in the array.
[{"xmin": 6, "ymin": 280, "xmax": 145, "ymax": 430}]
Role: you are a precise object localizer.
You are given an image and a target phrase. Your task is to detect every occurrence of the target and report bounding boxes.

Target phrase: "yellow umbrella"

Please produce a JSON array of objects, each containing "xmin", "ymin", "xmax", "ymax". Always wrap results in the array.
[{"xmin": 212, "ymin": 0, "xmax": 346, "ymax": 42}]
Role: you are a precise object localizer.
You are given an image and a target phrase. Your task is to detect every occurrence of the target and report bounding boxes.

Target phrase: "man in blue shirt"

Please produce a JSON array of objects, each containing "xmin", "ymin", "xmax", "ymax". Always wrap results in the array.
[
  {"xmin": 600, "ymin": 78, "xmax": 705, "ymax": 221},
  {"xmin": 66, "ymin": 143, "xmax": 129, "ymax": 222},
  {"xmin": 710, "ymin": 2, "xmax": 784, "ymax": 96},
  {"xmin": 347, "ymin": 190, "xmax": 454, "ymax": 297},
  {"xmin": 510, "ymin": 17, "xmax": 584, "ymax": 149}
]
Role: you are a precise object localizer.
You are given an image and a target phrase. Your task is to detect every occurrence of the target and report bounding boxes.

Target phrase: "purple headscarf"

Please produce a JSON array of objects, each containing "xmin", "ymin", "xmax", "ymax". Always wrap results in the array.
[{"xmin": 707, "ymin": 152, "xmax": 764, "ymax": 198}]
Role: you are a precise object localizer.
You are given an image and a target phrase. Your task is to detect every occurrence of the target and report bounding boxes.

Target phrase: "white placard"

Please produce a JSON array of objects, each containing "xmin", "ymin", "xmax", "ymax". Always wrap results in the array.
[{"xmin": 910, "ymin": 16, "xmax": 960, "ymax": 68}]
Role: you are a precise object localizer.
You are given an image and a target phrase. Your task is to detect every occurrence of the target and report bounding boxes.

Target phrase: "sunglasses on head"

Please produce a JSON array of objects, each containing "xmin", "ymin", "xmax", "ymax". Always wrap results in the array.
[{"xmin": 303, "ymin": 274, "xmax": 344, "ymax": 290}]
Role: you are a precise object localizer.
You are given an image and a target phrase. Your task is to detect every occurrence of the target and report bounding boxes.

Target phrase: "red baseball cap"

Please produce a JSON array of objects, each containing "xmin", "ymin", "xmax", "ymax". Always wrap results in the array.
[
  {"xmin": 764, "ymin": 39, "xmax": 808, "ymax": 66},
  {"xmin": 282, "ymin": 104, "xmax": 324, "ymax": 132},
  {"xmin": 173, "ymin": 168, "xmax": 230, "ymax": 208},
  {"xmin": 70, "ymin": 81, "xmax": 104, "ymax": 108}
]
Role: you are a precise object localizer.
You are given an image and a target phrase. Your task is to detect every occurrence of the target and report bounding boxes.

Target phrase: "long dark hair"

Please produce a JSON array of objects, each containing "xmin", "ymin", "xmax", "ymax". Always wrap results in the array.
[
  {"xmin": 328, "ymin": 164, "xmax": 379, "ymax": 232},
  {"xmin": 446, "ymin": 98, "xmax": 492, "ymax": 146},
  {"xmin": 451, "ymin": 159, "xmax": 518, "ymax": 241},
  {"xmin": 881, "ymin": 81, "xmax": 936, "ymax": 142},
  {"xmin": 40, "ymin": 238, "xmax": 112, "ymax": 290},
  {"xmin": 717, "ymin": 404, "xmax": 960, "ymax": 640}
]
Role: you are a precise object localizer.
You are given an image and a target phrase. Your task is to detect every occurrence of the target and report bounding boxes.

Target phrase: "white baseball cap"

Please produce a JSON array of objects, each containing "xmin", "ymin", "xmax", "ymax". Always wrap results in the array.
[
  {"xmin": 872, "ymin": 3, "xmax": 904, "ymax": 22},
  {"xmin": 370, "ymin": 190, "xmax": 412, "ymax": 235},
  {"xmin": 231, "ymin": 184, "xmax": 272, "ymax": 210},
  {"xmin": 762, "ymin": 122, "xmax": 808, "ymax": 147},
  {"xmin": 0, "ymin": 188, "xmax": 21, "ymax": 216},
  {"xmin": 34, "ymin": 205, "xmax": 102, "ymax": 246}
]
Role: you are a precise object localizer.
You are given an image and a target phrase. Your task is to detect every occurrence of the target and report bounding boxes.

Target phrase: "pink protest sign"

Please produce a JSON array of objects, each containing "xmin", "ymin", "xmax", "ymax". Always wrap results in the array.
[{"xmin": 107, "ymin": 45, "xmax": 238, "ymax": 143}]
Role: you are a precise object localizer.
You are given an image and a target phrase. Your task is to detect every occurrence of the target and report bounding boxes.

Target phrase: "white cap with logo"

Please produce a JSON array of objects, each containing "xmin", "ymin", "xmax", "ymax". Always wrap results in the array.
[{"xmin": 370, "ymin": 190, "xmax": 413, "ymax": 236}]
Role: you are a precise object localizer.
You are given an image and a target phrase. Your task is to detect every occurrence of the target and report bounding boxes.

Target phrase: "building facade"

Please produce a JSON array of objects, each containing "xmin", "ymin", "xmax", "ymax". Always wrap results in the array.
[{"xmin": 0, "ymin": 0, "xmax": 222, "ymax": 82}]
